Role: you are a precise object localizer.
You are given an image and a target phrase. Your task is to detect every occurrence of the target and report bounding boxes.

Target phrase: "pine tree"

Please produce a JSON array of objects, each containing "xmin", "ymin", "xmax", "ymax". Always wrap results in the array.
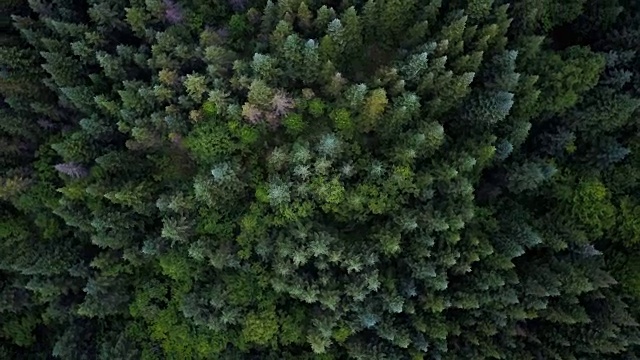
[{"xmin": 1, "ymin": 0, "xmax": 640, "ymax": 358}]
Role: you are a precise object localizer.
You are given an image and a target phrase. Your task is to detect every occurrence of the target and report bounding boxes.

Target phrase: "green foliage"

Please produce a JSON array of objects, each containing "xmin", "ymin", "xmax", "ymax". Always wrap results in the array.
[
  {"xmin": 2, "ymin": 0, "xmax": 640, "ymax": 359},
  {"xmin": 360, "ymin": 88, "xmax": 388, "ymax": 131},
  {"xmin": 184, "ymin": 73, "xmax": 207, "ymax": 103},
  {"xmin": 618, "ymin": 197, "xmax": 640, "ymax": 247},
  {"xmin": 283, "ymin": 113, "xmax": 305, "ymax": 134},
  {"xmin": 184, "ymin": 121, "xmax": 234, "ymax": 165},
  {"xmin": 1, "ymin": 314, "xmax": 37, "ymax": 347},
  {"xmin": 570, "ymin": 179, "xmax": 616, "ymax": 236},
  {"xmin": 242, "ymin": 307, "xmax": 279, "ymax": 345},
  {"xmin": 528, "ymin": 46, "xmax": 605, "ymax": 115},
  {"xmin": 308, "ymin": 98, "xmax": 326, "ymax": 117}
]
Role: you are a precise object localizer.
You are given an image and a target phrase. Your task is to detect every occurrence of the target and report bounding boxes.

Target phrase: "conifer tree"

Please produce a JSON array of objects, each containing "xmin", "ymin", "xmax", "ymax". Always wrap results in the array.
[{"xmin": 1, "ymin": 0, "xmax": 640, "ymax": 359}]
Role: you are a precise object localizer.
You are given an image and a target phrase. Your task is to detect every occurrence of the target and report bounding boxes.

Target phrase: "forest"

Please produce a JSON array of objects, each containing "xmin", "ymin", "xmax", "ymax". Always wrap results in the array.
[{"xmin": 2, "ymin": 0, "xmax": 640, "ymax": 359}]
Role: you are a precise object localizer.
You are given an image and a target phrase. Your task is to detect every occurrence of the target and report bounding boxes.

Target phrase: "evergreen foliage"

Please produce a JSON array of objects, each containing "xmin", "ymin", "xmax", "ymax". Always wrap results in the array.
[{"xmin": 1, "ymin": 0, "xmax": 640, "ymax": 358}]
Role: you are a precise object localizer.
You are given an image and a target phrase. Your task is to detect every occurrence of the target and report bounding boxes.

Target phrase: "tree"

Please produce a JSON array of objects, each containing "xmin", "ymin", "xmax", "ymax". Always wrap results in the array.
[{"xmin": 1, "ymin": 0, "xmax": 640, "ymax": 359}]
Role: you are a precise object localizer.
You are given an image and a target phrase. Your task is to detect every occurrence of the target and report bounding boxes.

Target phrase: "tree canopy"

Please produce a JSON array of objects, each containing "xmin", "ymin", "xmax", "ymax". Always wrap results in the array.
[{"xmin": 2, "ymin": 0, "xmax": 640, "ymax": 359}]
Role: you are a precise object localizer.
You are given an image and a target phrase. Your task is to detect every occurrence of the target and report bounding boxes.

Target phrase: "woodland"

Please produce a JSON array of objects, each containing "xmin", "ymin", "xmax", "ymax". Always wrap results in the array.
[{"xmin": 2, "ymin": 0, "xmax": 640, "ymax": 359}]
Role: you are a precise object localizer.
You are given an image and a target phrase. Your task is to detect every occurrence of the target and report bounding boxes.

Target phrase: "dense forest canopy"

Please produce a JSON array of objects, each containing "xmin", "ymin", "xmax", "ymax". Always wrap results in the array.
[{"xmin": 2, "ymin": 0, "xmax": 640, "ymax": 359}]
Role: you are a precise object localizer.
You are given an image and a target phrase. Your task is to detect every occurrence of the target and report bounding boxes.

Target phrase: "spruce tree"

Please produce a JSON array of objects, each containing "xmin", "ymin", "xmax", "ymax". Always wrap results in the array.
[{"xmin": 1, "ymin": 0, "xmax": 640, "ymax": 359}]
